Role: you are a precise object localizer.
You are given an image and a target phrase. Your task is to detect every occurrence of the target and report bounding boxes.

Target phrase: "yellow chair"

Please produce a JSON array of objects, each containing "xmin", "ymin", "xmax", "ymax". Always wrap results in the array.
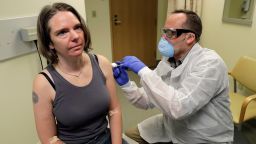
[{"xmin": 229, "ymin": 56, "xmax": 256, "ymax": 129}]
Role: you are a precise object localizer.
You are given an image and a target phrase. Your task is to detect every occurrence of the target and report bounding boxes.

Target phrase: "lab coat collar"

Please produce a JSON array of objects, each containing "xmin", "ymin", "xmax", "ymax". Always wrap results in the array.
[
  {"xmin": 171, "ymin": 43, "xmax": 202, "ymax": 78},
  {"xmin": 154, "ymin": 57, "xmax": 174, "ymax": 77}
]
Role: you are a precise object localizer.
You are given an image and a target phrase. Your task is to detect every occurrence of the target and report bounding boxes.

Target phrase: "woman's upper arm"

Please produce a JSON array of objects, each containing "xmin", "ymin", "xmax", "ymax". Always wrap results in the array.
[
  {"xmin": 95, "ymin": 55, "xmax": 122, "ymax": 144},
  {"xmin": 96, "ymin": 55, "xmax": 120, "ymax": 110},
  {"xmin": 32, "ymin": 73, "xmax": 57, "ymax": 143}
]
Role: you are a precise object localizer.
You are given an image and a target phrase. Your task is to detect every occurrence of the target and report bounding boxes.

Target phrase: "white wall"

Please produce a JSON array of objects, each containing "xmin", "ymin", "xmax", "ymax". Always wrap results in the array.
[
  {"xmin": 85, "ymin": 0, "xmax": 112, "ymax": 60},
  {"xmin": 200, "ymin": 0, "xmax": 256, "ymax": 69},
  {"xmin": 157, "ymin": 0, "xmax": 169, "ymax": 59},
  {"xmin": 0, "ymin": 0, "xmax": 86, "ymax": 143}
]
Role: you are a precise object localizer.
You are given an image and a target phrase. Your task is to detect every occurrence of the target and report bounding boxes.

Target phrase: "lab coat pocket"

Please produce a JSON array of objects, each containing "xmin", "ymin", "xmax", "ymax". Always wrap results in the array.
[{"xmin": 185, "ymin": 113, "xmax": 218, "ymax": 130}]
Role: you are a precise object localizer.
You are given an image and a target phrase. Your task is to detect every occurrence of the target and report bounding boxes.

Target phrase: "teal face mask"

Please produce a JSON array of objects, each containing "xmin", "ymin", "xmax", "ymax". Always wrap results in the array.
[{"xmin": 158, "ymin": 37, "xmax": 174, "ymax": 57}]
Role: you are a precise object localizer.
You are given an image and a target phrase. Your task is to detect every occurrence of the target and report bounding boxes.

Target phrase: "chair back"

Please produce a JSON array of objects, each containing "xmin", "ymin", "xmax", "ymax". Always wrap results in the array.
[{"xmin": 230, "ymin": 56, "xmax": 256, "ymax": 92}]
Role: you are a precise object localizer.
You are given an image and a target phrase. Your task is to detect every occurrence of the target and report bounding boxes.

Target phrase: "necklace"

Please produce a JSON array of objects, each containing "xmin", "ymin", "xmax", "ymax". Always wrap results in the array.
[
  {"xmin": 58, "ymin": 63, "xmax": 83, "ymax": 78},
  {"xmin": 57, "ymin": 55, "xmax": 86, "ymax": 77},
  {"xmin": 59, "ymin": 68, "xmax": 82, "ymax": 77}
]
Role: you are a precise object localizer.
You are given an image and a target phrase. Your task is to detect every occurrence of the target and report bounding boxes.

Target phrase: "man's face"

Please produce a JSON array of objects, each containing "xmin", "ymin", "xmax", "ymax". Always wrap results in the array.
[{"xmin": 163, "ymin": 13, "xmax": 193, "ymax": 59}]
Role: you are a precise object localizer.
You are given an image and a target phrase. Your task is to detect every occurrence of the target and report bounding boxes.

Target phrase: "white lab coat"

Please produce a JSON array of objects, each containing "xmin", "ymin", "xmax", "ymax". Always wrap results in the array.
[{"xmin": 121, "ymin": 43, "xmax": 234, "ymax": 144}]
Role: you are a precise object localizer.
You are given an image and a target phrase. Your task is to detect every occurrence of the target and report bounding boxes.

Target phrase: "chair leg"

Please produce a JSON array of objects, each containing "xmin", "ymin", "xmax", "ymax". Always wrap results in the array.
[{"xmin": 236, "ymin": 123, "xmax": 242, "ymax": 131}]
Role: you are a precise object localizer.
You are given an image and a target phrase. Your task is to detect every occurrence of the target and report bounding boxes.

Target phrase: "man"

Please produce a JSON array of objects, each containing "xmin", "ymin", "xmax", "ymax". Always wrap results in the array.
[{"xmin": 113, "ymin": 10, "xmax": 234, "ymax": 144}]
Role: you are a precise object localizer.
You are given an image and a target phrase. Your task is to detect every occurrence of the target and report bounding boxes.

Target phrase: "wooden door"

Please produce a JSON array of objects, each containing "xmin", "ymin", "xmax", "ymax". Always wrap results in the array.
[{"xmin": 110, "ymin": 0, "xmax": 157, "ymax": 67}]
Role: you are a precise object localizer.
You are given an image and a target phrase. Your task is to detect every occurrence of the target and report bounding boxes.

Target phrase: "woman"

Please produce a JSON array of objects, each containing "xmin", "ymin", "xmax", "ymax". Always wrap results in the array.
[{"xmin": 32, "ymin": 2, "xmax": 122, "ymax": 144}]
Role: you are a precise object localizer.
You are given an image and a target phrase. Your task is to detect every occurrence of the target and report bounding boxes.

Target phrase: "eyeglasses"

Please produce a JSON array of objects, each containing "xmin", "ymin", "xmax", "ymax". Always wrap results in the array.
[{"xmin": 162, "ymin": 28, "xmax": 195, "ymax": 39}]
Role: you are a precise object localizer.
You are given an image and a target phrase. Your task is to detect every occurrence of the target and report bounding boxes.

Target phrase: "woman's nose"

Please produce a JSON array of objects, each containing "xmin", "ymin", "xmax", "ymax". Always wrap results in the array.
[{"xmin": 70, "ymin": 30, "xmax": 79, "ymax": 40}]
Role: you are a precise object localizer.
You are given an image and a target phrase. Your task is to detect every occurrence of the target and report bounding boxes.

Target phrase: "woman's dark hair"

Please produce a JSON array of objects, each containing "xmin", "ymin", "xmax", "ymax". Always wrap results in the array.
[
  {"xmin": 172, "ymin": 9, "xmax": 202, "ymax": 42},
  {"xmin": 37, "ymin": 2, "xmax": 92, "ymax": 64}
]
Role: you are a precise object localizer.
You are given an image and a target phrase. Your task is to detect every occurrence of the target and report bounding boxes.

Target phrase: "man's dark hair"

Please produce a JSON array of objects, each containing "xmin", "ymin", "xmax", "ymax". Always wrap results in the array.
[{"xmin": 172, "ymin": 9, "xmax": 202, "ymax": 42}]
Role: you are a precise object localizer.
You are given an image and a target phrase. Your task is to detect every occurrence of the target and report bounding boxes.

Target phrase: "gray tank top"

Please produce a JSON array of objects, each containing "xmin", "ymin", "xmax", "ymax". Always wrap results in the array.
[{"xmin": 46, "ymin": 53, "xmax": 110, "ymax": 143}]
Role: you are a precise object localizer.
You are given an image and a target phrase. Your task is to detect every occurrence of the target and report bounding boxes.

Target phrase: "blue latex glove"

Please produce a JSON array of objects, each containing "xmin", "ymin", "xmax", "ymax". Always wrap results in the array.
[
  {"xmin": 122, "ymin": 56, "xmax": 146, "ymax": 74},
  {"xmin": 113, "ymin": 64, "xmax": 129, "ymax": 86}
]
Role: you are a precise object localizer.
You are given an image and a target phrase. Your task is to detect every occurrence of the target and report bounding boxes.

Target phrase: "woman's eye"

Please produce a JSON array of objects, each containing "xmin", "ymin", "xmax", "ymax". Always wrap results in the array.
[
  {"xmin": 74, "ymin": 25, "xmax": 83, "ymax": 31},
  {"xmin": 57, "ymin": 30, "xmax": 67, "ymax": 36}
]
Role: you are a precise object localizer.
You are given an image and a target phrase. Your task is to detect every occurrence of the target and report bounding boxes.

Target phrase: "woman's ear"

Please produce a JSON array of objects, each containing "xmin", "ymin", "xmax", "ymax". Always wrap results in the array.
[{"xmin": 49, "ymin": 43, "xmax": 54, "ymax": 49}]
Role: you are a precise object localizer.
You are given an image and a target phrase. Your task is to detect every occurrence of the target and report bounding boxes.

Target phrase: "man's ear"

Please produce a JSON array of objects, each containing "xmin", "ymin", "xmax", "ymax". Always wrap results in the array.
[{"xmin": 186, "ymin": 33, "xmax": 195, "ymax": 44}]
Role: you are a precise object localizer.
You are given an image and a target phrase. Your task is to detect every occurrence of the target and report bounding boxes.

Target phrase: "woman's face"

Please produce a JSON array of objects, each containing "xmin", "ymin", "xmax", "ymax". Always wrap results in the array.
[{"xmin": 48, "ymin": 11, "xmax": 85, "ymax": 58}]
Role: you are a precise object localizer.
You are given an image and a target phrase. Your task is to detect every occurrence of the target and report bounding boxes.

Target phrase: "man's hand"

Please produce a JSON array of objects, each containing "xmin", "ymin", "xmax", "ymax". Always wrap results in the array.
[
  {"xmin": 122, "ymin": 56, "xmax": 146, "ymax": 74},
  {"xmin": 113, "ymin": 65, "xmax": 129, "ymax": 86}
]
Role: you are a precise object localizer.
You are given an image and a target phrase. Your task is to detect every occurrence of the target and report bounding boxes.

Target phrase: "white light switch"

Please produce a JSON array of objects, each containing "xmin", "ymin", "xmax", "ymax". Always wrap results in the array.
[
  {"xmin": 92, "ymin": 10, "xmax": 97, "ymax": 18},
  {"xmin": 20, "ymin": 26, "xmax": 37, "ymax": 41},
  {"xmin": 0, "ymin": 16, "xmax": 37, "ymax": 61}
]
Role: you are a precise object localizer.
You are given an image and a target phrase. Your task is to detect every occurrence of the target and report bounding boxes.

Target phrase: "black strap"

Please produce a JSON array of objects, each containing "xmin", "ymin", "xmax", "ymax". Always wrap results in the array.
[
  {"xmin": 93, "ymin": 54, "xmax": 99, "ymax": 64},
  {"xmin": 39, "ymin": 72, "xmax": 56, "ymax": 90}
]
